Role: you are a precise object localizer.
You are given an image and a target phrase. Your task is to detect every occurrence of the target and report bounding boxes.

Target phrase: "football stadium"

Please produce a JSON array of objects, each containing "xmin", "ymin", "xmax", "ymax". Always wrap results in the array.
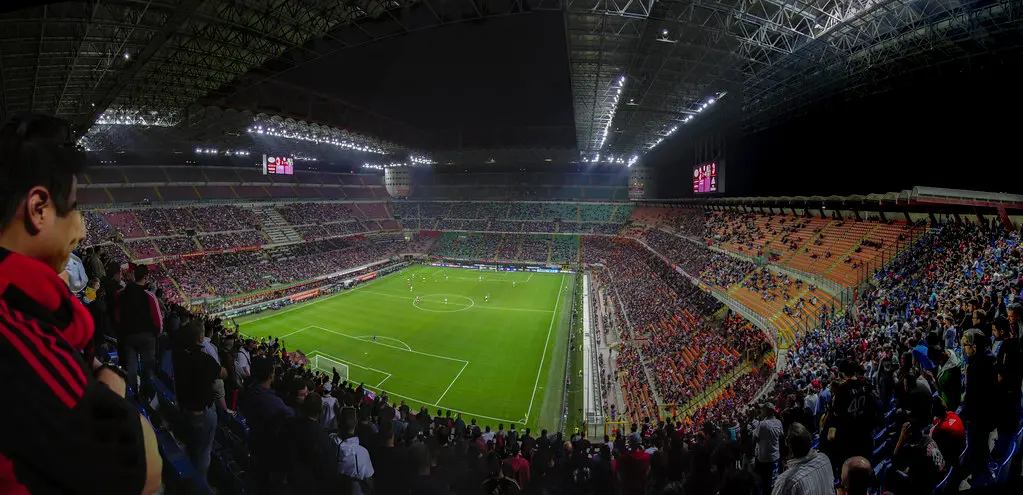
[{"xmin": 0, "ymin": 1, "xmax": 1021, "ymax": 495}]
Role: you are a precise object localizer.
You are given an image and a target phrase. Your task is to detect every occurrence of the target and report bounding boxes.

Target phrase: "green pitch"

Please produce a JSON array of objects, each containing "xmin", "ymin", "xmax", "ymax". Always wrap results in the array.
[{"xmin": 238, "ymin": 265, "xmax": 575, "ymax": 431}]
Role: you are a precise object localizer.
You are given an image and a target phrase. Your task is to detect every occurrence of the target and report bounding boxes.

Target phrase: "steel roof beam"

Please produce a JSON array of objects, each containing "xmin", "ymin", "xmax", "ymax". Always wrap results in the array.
[
  {"xmin": 54, "ymin": 0, "xmax": 101, "ymax": 116},
  {"xmin": 73, "ymin": 0, "xmax": 203, "ymax": 132},
  {"xmin": 29, "ymin": 5, "xmax": 46, "ymax": 113}
]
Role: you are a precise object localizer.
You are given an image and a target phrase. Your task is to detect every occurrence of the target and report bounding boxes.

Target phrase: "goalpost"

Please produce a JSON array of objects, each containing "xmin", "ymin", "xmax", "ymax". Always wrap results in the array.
[{"xmin": 311, "ymin": 354, "xmax": 350, "ymax": 382}]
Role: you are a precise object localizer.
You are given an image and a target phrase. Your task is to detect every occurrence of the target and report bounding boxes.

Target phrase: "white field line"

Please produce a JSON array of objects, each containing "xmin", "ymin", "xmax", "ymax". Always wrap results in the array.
[
  {"xmin": 378, "ymin": 388, "xmax": 522, "ymax": 425},
  {"xmin": 524, "ymin": 274, "xmax": 565, "ymax": 424},
  {"xmin": 278, "ymin": 326, "xmax": 313, "ymax": 340},
  {"xmin": 308, "ymin": 350, "xmax": 393, "ymax": 382},
  {"xmin": 436, "ymin": 360, "xmax": 469, "ymax": 405},
  {"xmin": 310, "ymin": 351, "xmax": 516, "ymax": 424},
  {"xmin": 353, "ymin": 335, "xmax": 413, "ymax": 351},
  {"xmin": 239, "ymin": 268, "xmax": 406, "ymax": 326},
  {"xmin": 308, "ymin": 325, "xmax": 468, "ymax": 364},
  {"xmin": 359, "ymin": 289, "xmax": 554, "ymax": 313}
]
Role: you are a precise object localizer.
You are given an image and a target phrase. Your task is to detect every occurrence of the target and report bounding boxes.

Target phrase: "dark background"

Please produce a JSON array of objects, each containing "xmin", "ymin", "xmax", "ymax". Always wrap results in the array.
[{"xmin": 645, "ymin": 56, "xmax": 1023, "ymax": 198}]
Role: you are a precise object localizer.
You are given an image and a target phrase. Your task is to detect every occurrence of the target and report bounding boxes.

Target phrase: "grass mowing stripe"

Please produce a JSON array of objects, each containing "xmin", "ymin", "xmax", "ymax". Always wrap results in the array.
[{"xmin": 524, "ymin": 274, "xmax": 565, "ymax": 424}]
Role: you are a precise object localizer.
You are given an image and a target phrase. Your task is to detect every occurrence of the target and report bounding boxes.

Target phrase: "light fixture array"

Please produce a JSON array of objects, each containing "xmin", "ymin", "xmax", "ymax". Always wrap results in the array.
[
  {"xmin": 648, "ymin": 92, "xmax": 726, "ymax": 151},
  {"xmin": 95, "ymin": 108, "xmax": 178, "ymax": 127},
  {"xmin": 362, "ymin": 161, "xmax": 422, "ymax": 170},
  {"xmin": 193, "ymin": 148, "xmax": 250, "ymax": 156},
  {"xmin": 246, "ymin": 124, "xmax": 390, "ymax": 155},
  {"xmin": 409, "ymin": 154, "xmax": 435, "ymax": 165},
  {"xmin": 597, "ymin": 75, "xmax": 627, "ymax": 150},
  {"xmin": 581, "ymin": 153, "xmax": 637, "ymax": 166}
]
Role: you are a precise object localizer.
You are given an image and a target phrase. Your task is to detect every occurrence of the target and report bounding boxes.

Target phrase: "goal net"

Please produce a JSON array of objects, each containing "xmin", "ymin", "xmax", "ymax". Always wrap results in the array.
[{"xmin": 311, "ymin": 354, "xmax": 349, "ymax": 382}]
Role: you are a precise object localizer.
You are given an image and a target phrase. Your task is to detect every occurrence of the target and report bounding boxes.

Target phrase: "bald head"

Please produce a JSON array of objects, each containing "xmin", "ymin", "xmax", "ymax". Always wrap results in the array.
[{"xmin": 840, "ymin": 456, "xmax": 873, "ymax": 495}]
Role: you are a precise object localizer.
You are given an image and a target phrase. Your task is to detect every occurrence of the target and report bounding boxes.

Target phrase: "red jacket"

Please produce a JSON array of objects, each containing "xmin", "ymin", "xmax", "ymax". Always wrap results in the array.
[{"xmin": 0, "ymin": 248, "xmax": 148, "ymax": 494}]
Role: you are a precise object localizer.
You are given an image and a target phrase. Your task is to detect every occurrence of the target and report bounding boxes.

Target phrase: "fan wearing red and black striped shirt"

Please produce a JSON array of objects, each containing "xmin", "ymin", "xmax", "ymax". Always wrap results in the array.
[{"xmin": 0, "ymin": 113, "xmax": 161, "ymax": 494}]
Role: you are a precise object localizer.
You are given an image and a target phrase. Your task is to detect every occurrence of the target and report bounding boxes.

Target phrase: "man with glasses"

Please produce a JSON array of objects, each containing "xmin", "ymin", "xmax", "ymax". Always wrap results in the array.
[
  {"xmin": 960, "ymin": 328, "xmax": 998, "ymax": 486},
  {"xmin": 0, "ymin": 113, "xmax": 162, "ymax": 493}
]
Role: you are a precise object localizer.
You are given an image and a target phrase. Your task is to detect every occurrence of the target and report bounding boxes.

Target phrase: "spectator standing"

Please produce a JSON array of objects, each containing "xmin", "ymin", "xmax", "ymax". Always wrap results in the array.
[
  {"xmin": 990, "ymin": 316, "xmax": 1022, "ymax": 465},
  {"xmin": 928, "ymin": 345, "xmax": 962, "ymax": 412},
  {"xmin": 826, "ymin": 360, "xmax": 878, "ymax": 471},
  {"xmin": 772, "ymin": 423, "xmax": 833, "ymax": 495},
  {"xmin": 753, "ymin": 403, "xmax": 783, "ymax": 495},
  {"xmin": 171, "ymin": 319, "xmax": 224, "ymax": 478},
  {"xmin": 331, "ymin": 407, "xmax": 374, "ymax": 494},
  {"xmin": 0, "ymin": 112, "xmax": 161, "ymax": 493},
  {"xmin": 239, "ymin": 355, "xmax": 294, "ymax": 486},
  {"xmin": 960, "ymin": 328, "xmax": 998, "ymax": 486},
  {"xmin": 283, "ymin": 392, "xmax": 339, "ymax": 492},
  {"xmin": 199, "ymin": 321, "xmax": 230, "ymax": 413},
  {"xmin": 115, "ymin": 264, "xmax": 163, "ymax": 396}
]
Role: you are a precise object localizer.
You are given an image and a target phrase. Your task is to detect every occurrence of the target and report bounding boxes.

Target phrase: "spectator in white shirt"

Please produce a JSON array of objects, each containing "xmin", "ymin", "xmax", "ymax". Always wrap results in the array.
[
  {"xmin": 773, "ymin": 422, "xmax": 834, "ymax": 495},
  {"xmin": 330, "ymin": 407, "xmax": 374, "ymax": 495},
  {"xmin": 754, "ymin": 403, "xmax": 784, "ymax": 495}
]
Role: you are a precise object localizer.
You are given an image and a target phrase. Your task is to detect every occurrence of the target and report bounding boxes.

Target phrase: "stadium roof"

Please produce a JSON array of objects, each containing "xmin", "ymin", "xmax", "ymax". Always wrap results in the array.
[{"xmin": 1, "ymin": 0, "xmax": 1019, "ymax": 163}]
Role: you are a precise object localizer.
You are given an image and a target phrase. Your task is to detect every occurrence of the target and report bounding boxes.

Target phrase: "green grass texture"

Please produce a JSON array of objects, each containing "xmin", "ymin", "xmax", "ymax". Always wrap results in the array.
[{"xmin": 238, "ymin": 264, "xmax": 575, "ymax": 431}]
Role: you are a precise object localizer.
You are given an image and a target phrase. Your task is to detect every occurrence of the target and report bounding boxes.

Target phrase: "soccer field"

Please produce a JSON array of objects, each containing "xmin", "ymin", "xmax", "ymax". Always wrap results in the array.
[{"xmin": 238, "ymin": 264, "xmax": 576, "ymax": 430}]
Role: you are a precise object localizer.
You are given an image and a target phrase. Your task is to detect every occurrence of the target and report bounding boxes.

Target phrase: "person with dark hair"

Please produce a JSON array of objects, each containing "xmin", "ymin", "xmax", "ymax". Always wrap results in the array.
[
  {"xmin": 837, "ymin": 457, "xmax": 873, "ymax": 495},
  {"xmin": 990, "ymin": 315, "xmax": 1022, "ymax": 468},
  {"xmin": 331, "ymin": 407, "xmax": 374, "ymax": 494},
  {"xmin": 170, "ymin": 318, "xmax": 225, "ymax": 478},
  {"xmin": 283, "ymin": 392, "xmax": 339, "ymax": 492},
  {"xmin": 886, "ymin": 419, "xmax": 946, "ymax": 495},
  {"xmin": 240, "ymin": 355, "xmax": 294, "ymax": 481},
  {"xmin": 960, "ymin": 327, "xmax": 998, "ymax": 486},
  {"xmin": 929, "ymin": 396, "xmax": 965, "ymax": 468},
  {"xmin": 115, "ymin": 263, "xmax": 163, "ymax": 396},
  {"xmin": 481, "ymin": 451, "xmax": 520, "ymax": 494},
  {"xmin": 826, "ymin": 359, "xmax": 878, "ymax": 471},
  {"xmin": 0, "ymin": 112, "xmax": 162, "ymax": 493},
  {"xmin": 753, "ymin": 403, "xmax": 783, "ymax": 495},
  {"xmin": 772, "ymin": 422, "xmax": 833, "ymax": 495}
]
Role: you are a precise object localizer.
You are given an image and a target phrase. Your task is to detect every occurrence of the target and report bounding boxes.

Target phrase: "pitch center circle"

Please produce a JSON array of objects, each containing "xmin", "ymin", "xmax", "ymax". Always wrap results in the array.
[{"xmin": 413, "ymin": 294, "xmax": 475, "ymax": 313}]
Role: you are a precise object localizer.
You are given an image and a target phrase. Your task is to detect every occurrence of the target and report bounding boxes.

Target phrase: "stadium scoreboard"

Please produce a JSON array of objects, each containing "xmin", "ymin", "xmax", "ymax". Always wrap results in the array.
[
  {"xmin": 693, "ymin": 162, "xmax": 721, "ymax": 194},
  {"xmin": 262, "ymin": 154, "xmax": 294, "ymax": 175}
]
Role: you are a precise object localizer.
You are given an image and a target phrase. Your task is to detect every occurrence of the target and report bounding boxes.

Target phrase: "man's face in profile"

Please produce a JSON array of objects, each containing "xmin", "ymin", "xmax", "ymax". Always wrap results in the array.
[{"xmin": 39, "ymin": 175, "xmax": 84, "ymax": 273}]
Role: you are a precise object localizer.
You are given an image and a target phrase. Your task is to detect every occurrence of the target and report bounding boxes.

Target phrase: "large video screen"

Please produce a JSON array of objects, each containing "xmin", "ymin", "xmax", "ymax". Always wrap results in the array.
[
  {"xmin": 693, "ymin": 162, "xmax": 719, "ymax": 193},
  {"xmin": 262, "ymin": 154, "xmax": 294, "ymax": 175}
]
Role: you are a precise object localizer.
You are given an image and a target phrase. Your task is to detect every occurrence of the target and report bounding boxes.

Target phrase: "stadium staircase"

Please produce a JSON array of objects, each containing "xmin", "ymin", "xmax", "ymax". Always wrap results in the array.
[
  {"xmin": 817, "ymin": 223, "xmax": 882, "ymax": 278},
  {"xmin": 251, "ymin": 206, "xmax": 302, "ymax": 244},
  {"xmin": 188, "ymin": 237, "xmax": 207, "ymax": 253},
  {"xmin": 674, "ymin": 360, "xmax": 753, "ymax": 418},
  {"xmin": 494, "ymin": 233, "xmax": 506, "ymax": 258}
]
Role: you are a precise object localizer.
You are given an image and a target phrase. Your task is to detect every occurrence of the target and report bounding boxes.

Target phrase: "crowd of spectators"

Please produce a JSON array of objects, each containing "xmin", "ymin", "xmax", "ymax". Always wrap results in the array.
[
  {"xmin": 159, "ymin": 236, "xmax": 418, "ymax": 300},
  {"xmin": 429, "ymin": 233, "xmax": 580, "ymax": 263},
  {"xmin": 67, "ymin": 194, "xmax": 1023, "ymax": 495},
  {"xmin": 583, "ymin": 237, "xmax": 770, "ymax": 432},
  {"xmin": 706, "ymin": 220, "xmax": 1023, "ymax": 494},
  {"xmin": 392, "ymin": 200, "xmax": 633, "ymax": 224}
]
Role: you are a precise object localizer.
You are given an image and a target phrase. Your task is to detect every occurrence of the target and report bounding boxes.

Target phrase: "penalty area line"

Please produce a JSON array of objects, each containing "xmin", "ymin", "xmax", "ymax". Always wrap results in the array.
[{"xmin": 436, "ymin": 360, "xmax": 469, "ymax": 405}]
